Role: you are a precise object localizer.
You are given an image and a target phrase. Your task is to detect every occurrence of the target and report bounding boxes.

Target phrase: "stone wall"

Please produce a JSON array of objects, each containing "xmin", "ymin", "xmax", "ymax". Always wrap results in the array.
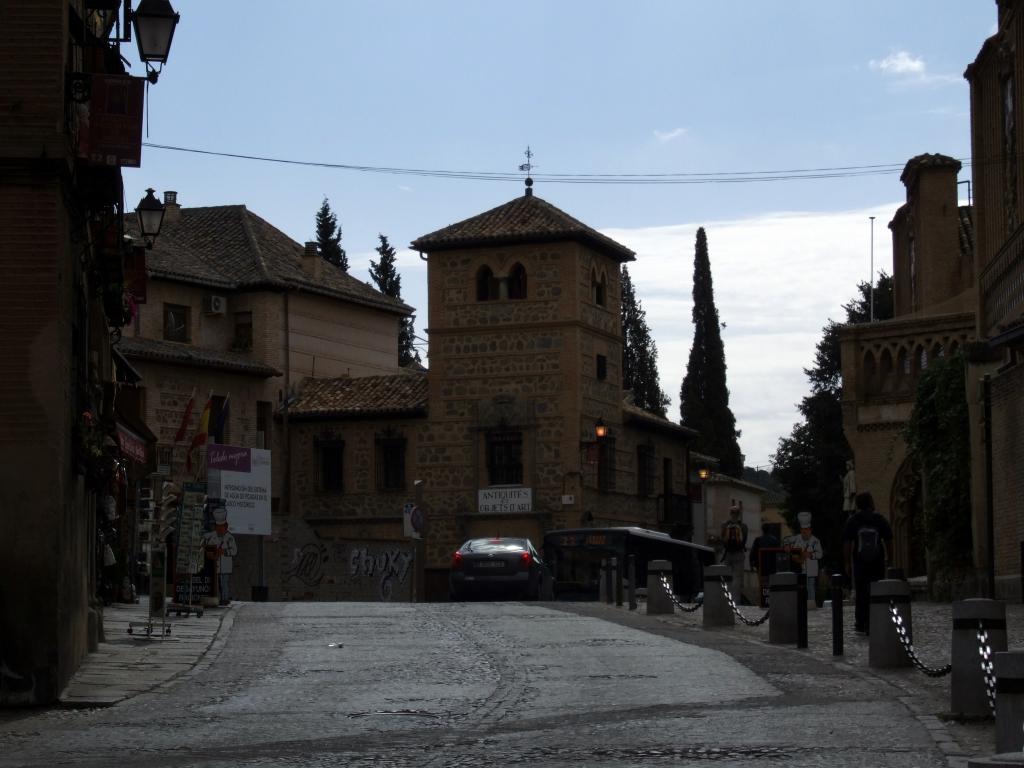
[{"xmin": 991, "ymin": 362, "xmax": 1024, "ymax": 600}]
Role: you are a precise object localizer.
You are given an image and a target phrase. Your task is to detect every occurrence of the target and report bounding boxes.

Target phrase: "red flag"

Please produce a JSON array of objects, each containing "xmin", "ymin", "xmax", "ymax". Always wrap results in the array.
[{"xmin": 173, "ymin": 388, "xmax": 196, "ymax": 443}]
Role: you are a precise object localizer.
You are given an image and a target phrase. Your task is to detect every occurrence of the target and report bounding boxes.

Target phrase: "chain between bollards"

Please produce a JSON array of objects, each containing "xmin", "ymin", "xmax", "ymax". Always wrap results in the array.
[
  {"xmin": 720, "ymin": 577, "xmax": 770, "ymax": 627},
  {"xmin": 977, "ymin": 622, "xmax": 997, "ymax": 717},
  {"xmin": 888, "ymin": 601, "xmax": 951, "ymax": 677},
  {"xmin": 658, "ymin": 574, "xmax": 703, "ymax": 612}
]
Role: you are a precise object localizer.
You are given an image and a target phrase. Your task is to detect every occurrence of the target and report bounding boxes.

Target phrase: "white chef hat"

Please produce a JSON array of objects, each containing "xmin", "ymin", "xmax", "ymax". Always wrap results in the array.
[
  {"xmin": 797, "ymin": 511, "xmax": 812, "ymax": 528},
  {"xmin": 212, "ymin": 507, "xmax": 227, "ymax": 525}
]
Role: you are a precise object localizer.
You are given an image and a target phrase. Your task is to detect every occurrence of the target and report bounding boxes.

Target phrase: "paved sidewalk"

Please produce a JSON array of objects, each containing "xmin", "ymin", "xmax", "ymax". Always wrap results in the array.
[
  {"xmin": 58, "ymin": 598, "xmax": 237, "ymax": 707},
  {"xmin": 596, "ymin": 590, "xmax": 1024, "ymax": 767}
]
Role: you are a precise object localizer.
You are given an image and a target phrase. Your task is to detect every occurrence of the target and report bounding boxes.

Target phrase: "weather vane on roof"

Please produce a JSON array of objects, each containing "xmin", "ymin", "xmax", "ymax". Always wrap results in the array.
[{"xmin": 519, "ymin": 146, "xmax": 535, "ymax": 196}]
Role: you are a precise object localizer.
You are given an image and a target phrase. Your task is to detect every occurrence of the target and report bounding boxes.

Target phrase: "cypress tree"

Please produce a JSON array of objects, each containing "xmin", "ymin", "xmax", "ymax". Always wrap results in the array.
[
  {"xmin": 315, "ymin": 197, "xmax": 348, "ymax": 272},
  {"xmin": 621, "ymin": 265, "xmax": 669, "ymax": 417},
  {"xmin": 680, "ymin": 227, "xmax": 744, "ymax": 477},
  {"xmin": 370, "ymin": 234, "xmax": 421, "ymax": 366}
]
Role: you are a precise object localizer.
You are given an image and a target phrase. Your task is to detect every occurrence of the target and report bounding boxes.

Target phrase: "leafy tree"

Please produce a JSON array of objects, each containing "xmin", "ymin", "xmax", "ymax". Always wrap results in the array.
[
  {"xmin": 680, "ymin": 227, "xmax": 744, "ymax": 477},
  {"xmin": 370, "ymin": 234, "xmax": 421, "ymax": 366},
  {"xmin": 315, "ymin": 197, "xmax": 348, "ymax": 272},
  {"xmin": 771, "ymin": 273, "xmax": 894, "ymax": 569},
  {"xmin": 621, "ymin": 265, "xmax": 669, "ymax": 417},
  {"xmin": 904, "ymin": 352, "xmax": 972, "ymax": 572}
]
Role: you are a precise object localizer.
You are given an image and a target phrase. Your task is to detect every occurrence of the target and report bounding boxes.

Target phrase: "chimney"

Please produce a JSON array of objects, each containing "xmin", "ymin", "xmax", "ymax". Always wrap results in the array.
[
  {"xmin": 302, "ymin": 241, "xmax": 322, "ymax": 279},
  {"xmin": 163, "ymin": 190, "xmax": 181, "ymax": 224}
]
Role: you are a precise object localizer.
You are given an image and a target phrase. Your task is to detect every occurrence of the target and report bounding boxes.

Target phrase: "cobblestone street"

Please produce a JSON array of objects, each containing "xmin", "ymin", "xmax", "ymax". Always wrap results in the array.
[{"xmin": 1, "ymin": 596, "xmax": 1008, "ymax": 767}]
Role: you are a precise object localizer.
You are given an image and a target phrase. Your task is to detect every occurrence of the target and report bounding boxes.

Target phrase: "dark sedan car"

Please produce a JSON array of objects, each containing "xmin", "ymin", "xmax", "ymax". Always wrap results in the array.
[{"xmin": 449, "ymin": 537, "xmax": 545, "ymax": 600}]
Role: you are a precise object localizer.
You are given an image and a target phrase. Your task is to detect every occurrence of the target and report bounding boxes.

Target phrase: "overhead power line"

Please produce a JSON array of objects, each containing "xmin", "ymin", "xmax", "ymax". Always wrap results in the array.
[{"xmin": 141, "ymin": 142, "xmax": 978, "ymax": 186}]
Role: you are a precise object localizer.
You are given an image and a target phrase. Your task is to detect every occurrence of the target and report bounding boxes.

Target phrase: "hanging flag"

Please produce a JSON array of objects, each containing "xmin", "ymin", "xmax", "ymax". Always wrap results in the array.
[
  {"xmin": 213, "ymin": 393, "xmax": 230, "ymax": 444},
  {"xmin": 172, "ymin": 388, "xmax": 196, "ymax": 443},
  {"xmin": 186, "ymin": 395, "xmax": 212, "ymax": 472}
]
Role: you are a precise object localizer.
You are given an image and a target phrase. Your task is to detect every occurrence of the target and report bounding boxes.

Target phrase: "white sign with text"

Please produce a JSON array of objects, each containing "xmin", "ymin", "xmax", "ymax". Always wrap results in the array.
[
  {"xmin": 207, "ymin": 445, "xmax": 272, "ymax": 535},
  {"xmin": 478, "ymin": 487, "xmax": 532, "ymax": 514}
]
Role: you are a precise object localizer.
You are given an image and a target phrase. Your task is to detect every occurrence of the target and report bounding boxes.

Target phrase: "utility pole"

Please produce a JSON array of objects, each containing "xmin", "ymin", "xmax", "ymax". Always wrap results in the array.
[{"xmin": 869, "ymin": 216, "xmax": 876, "ymax": 322}]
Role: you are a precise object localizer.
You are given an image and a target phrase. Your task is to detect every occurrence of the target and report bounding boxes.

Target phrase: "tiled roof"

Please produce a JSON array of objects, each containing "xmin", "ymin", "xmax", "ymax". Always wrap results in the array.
[
  {"xmin": 410, "ymin": 192, "xmax": 635, "ymax": 262},
  {"xmin": 126, "ymin": 206, "xmax": 412, "ymax": 316},
  {"xmin": 622, "ymin": 402, "xmax": 699, "ymax": 438},
  {"xmin": 288, "ymin": 374, "xmax": 428, "ymax": 419},
  {"xmin": 116, "ymin": 336, "xmax": 281, "ymax": 377}
]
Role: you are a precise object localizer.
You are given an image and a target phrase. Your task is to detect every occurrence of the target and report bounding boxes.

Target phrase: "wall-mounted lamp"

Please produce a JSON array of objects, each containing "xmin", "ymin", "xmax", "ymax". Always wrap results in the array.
[
  {"xmin": 135, "ymin": 188, "xmax": 165, "ymax": 249},
  {"xmin": 594, "ymin": 418, "xmax": 608, "ymax": 440},
  {"xmin": 112, "ymin": 0, "xmax": 181, "ymax": 83},
  {"xmin": 698, "ymin": 467, "xmax": 710, "ymax": 481}
]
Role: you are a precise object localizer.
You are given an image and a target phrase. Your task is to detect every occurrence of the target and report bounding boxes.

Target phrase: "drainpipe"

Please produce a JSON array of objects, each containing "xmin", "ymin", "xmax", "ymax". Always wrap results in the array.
[
  {"xmin": 983, "ymin": 374, "xmax": 995, "ymax": 599},
  {"xmin": 283, "ymin": 291, "xmax": 291, "ymax": 516}
]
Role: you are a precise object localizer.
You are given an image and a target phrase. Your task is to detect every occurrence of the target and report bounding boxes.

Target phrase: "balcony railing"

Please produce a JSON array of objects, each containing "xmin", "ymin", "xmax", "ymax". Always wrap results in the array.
[{"xmin": 980, "ymin": 221, "xmax": 1024, "ymax": 337}]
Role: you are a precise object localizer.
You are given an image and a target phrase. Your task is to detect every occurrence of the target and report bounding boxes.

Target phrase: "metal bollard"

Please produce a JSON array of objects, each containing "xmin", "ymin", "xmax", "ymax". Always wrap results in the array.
[
  {"xmin": 605, "ymin": 558, "xmax": 614, "ymax": 604},
  {"xmin": 797, "ymin": 573, "xmax": 808, "ymax": 649},
  {"xmin": 869, "ymin": 579, "xmax": 912, "ymax": 669},
  {"xmin": 646, "ymin": 559, "xmax": 674, "ymax": 615},
  {"xmin": 831, "ymin": 573, "xmax": 844, "ymax": 656},
  {"xmin": 768, "ymin": 572, "xmax": 798, "ymax": 645},
  {"xmin": 703, "ymin": 564, "xmax": 735, "ymax": 628},
  {"xmin": 599, "ymin": 559, "xmax": 608, "ymax": 603},
  {"xmin": 994, "ymin": 652, "xmax": 1024, "ymax": 752},
  {"xmin": 627, "ymin": 555, "xmax": 637, "ymax": 611},
  {"xmin": 951, "ymin": 599, "xmax": 1006, "ymax": 718},
  {"xmin": 613, "ymin": 557, "xmax": 623, "ymax": 607}
]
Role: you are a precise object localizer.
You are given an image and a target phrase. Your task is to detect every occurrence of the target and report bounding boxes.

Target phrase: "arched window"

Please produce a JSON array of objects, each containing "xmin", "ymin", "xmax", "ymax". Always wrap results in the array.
[
  {"xmin": 508, "ymin": 263, "xmax": 527, "ymax": 300},
  {"xmin": 592, "ymin": 269, "xmax": 606, "ymax": 307},
  {"xmin": 476, "ymin": 265, "xmax": 499, "ymax": 301}
]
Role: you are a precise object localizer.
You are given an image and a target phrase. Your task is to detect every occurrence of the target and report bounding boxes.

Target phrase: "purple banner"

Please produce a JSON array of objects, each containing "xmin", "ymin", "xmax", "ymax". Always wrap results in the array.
[{"xmin": 207, "ymin": 444, "xmax": 252, "ymax": 473}]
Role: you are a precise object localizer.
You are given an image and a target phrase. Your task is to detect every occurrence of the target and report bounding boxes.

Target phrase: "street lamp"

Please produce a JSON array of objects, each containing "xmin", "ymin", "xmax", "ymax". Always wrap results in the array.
[
  {"xmin": 113, "ymin": 0, "xmax": 181, "ymax": 82},
  {"xmin": 594, "ymin": 418, "xmax": 608, "ymax": 440},
  {"xmin": 135, "ymin": 188, "xmax": 165, "ymax": 249}
]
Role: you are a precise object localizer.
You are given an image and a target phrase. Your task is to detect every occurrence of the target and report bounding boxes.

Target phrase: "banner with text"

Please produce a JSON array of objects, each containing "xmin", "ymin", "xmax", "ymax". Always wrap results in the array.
[{"xmin": 207, "ymin": 445, "xmax": 272, "ymax": 535}]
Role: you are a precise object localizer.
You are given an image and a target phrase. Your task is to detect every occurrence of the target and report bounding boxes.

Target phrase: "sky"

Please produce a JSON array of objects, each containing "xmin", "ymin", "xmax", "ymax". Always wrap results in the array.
[{"xmin": 123, "ymin": 1, "xmax": 996, "ymax": 471}]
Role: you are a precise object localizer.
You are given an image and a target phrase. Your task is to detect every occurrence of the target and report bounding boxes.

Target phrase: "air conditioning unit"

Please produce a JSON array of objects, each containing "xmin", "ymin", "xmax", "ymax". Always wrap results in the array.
[{"xmin": 203, "ymin": 294, "xmax": 227, "ymax": 315}]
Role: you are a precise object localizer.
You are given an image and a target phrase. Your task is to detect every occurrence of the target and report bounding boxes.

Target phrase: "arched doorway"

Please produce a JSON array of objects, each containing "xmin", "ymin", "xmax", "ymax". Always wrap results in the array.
[{"xmin": 890, "ymin": 459, "xmax": 926, "ymax": 577}]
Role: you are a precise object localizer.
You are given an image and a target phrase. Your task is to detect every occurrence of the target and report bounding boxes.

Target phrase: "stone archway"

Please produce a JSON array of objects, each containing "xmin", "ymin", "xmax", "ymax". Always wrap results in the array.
[{"xmin": 890, "ymin": 459, "xmax": 926, "ymax": 578}]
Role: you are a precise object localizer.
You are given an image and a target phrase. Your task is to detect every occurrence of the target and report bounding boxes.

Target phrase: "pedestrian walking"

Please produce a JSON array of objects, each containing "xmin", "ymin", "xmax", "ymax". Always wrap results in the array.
[
  {"xmin": 720, "ymin": 505, "xmax": 748, "ymax": 603},
  {"xmin": 842, "ymin": 492, "xmax": 892, "ymax": 635}
]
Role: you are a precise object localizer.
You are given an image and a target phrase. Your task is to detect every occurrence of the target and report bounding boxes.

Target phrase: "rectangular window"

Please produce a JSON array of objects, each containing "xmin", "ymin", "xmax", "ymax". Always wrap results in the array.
[
  {"xmin": 637, "ymin": 445, "xmax": 656, "ymax": 497},
  {"xmin": 596, "ymin": 354, "xmax": 607, "ymax": 381},
  {"xmin": 597, "ymin": 437, "xmax": 616, "ymax": 492},
  {"xmin": 256, "ymin": 401, "xmax": 271, "ymax": 449},
  {"xmin": 163, "ymin": 303, "xmax": 190, "ymax": 342},
  {"xmin": 317, "ymin": 440, "xmax": 344, "ymax": 493},
  {"xmin": 376, "ymin": 437, "xmax": 407, "ymax": 491},
  {"xmin": 487, "ymin": 430, "xmax": 523, "ymax": 485},
  {"xmin": 234, "ymin": 311, "xmax": 253, "ymax": 352}
]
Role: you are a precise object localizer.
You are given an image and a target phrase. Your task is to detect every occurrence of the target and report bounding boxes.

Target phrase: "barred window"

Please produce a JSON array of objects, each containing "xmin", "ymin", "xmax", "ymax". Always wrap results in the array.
[
  {"xmin": 376, "ymin": 437, "xmax": 406, "ymax": 491},
  {"xmin": 317, "ymin": 439, "xmax": 344, "ymax": 493},
  {"xmin": 486, "ymin": 430, "xmax": 523, "ymax": 485},
  {"xmin": 637, "ymin": 445, "xmax": 656, "ymax": 497}
]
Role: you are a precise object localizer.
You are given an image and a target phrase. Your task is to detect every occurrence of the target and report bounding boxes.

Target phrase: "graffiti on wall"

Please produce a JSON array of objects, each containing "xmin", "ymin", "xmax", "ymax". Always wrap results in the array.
[
  {"xmin": 349, "ymin": 547, "xmax": 414, "ymax": 601},
  {"xmin": 285, "ymin": 542, "xmax": 329, "ymax": 587}
]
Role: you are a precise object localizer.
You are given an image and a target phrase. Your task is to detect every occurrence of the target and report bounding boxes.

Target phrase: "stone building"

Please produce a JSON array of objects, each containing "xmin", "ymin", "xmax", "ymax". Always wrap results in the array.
[
  {"xmin": 279, "ymin": 186, "xmax": 699, "ymax": 600},
  {"xmin": 0, "ymin": 2, "xmax": 160, "ymax": 704},
  {"xmin": 964, "ymin": 0, "xmax": 1024, "ymax": 599},
  {"xmin": 839, "ymin": 155, "xmax": 976, "ymax": 581},
  {"xmin": 119, "ymin": 193, "xmax": 412, "ymax": 596}
]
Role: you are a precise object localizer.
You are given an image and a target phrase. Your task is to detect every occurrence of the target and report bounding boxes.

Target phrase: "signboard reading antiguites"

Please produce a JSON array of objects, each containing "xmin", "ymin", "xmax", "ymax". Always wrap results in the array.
[
  {"xmin": 207, "ymin": 445, "xmax": 272, "ymax": 535},
  {"xmin": 478, "ymin": 487, "xmax": 532, "ymax": 514}
]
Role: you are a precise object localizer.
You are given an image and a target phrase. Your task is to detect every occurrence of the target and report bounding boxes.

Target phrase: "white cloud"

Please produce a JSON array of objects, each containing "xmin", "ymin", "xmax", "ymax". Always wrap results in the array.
[
  {"xmin": 870, "ymin": 50, "xmax": 925, "ymax": 75},
  {"xmin": 869, "ymin": 50, "xmax": 960, "ymax": 87},
  {"xmin": 601, "ymin": 204, "xmax": 897, "ymax": 469},
  {"xmin": 653, "ymin": 127, "xmax": 688, "ymax": 143}
]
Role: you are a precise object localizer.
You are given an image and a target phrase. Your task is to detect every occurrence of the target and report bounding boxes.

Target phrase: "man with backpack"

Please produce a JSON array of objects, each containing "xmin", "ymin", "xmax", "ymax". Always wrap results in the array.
[
  {"xmin": 842, "ymin": 491, "xmax": 893, "ymax": 635},
  {"xmin": 720, "ymin": 505, "xmax": 748, "ymax": 603}
]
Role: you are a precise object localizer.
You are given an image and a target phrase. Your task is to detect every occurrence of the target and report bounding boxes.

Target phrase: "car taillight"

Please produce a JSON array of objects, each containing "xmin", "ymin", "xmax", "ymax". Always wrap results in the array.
[
  {"xmin": 451, "ymin": 551, "xmax": 464, "ymax": 570},
  {"xmin": 520, "ymin": 551, "xmax": 532, "ymax": 568}
]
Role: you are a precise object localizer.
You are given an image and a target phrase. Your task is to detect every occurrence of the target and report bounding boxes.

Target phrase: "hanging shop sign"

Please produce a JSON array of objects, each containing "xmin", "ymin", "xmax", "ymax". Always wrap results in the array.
[
  {"xmin": 478, "ymin": 487, "xmax": 532, "ymax": 514},
  {"xmin": 76, "ymin": 74, "xmax": 145, "ymax": 167},
  {"xmin": 116, "ymin": 423, "xmax": 147, "ymax": 464}
]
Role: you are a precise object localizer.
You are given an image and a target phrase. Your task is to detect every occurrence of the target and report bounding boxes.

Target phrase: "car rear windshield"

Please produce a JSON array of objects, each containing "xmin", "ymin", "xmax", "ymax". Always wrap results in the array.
[{"xmin": 464, "ymin": 539, "xmax": 527, "ymax": 553}]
